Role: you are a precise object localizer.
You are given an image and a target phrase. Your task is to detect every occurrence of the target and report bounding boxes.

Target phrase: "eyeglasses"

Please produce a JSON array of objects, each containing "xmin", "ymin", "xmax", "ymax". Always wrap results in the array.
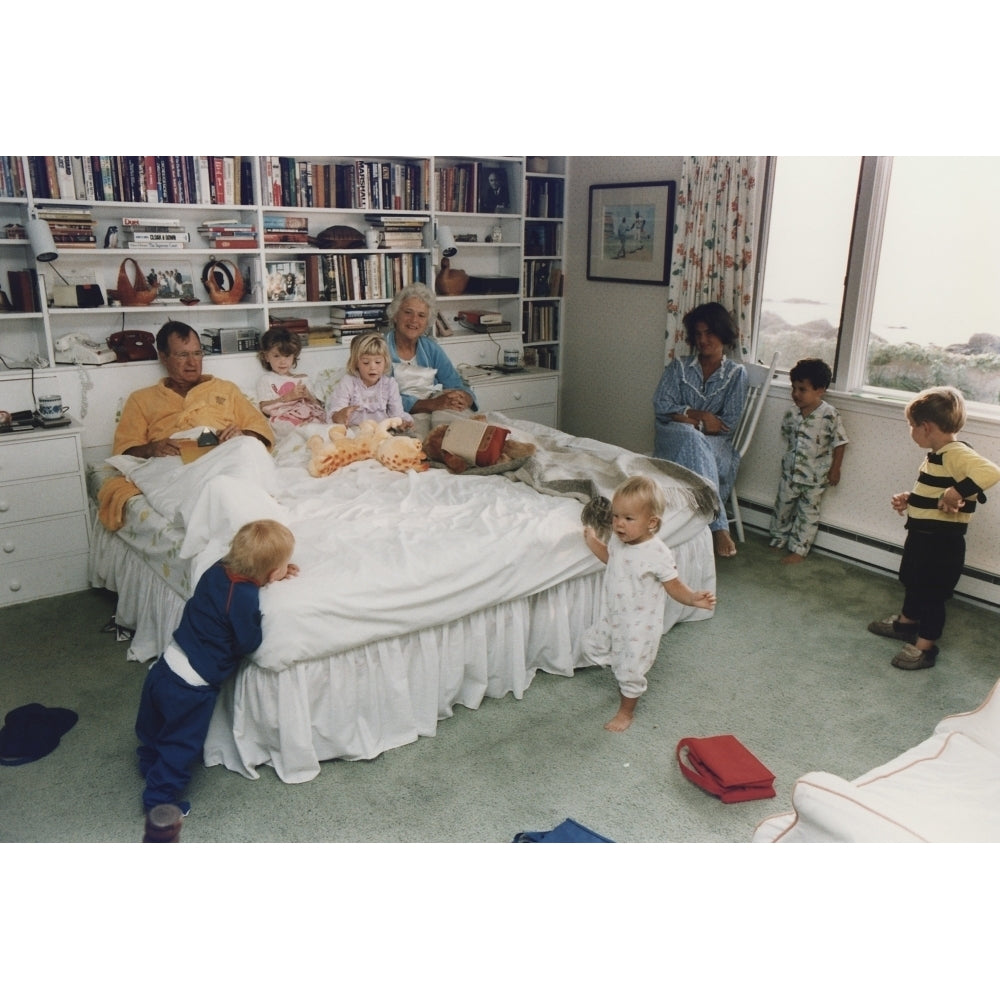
[{"xmin": 169, "ymin": 351, "xmax": 205, "ymax": 360}]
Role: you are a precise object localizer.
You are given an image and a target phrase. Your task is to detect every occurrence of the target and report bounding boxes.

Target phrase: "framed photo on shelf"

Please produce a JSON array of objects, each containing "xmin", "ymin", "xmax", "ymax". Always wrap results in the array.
[
  {"xmin": 266, "ymin": 260, "xmax": 307, "ymax": 302},
  {"xmin": 146, "ymin": 261, "xmax": 196, "ymax": 302},
  {"xmin": 586, "ymin": 181, "xmax": 675, "ymax": 285},
  {"xmin": 478, "ymin": 165, "xmax": 511, "ymax": 214}
]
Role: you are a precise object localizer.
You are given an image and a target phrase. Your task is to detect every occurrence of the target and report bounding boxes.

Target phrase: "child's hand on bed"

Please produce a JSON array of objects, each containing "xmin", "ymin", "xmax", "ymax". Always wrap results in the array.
[{"xmin": 267, "ymin": 562, "xmax": 300, "ymax": 584}]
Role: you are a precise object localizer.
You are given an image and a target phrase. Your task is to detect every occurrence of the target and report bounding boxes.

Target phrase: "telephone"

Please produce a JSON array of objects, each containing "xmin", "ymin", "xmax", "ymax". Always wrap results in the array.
[{"xmin": 54, "ymin": 333, "xmax": 117, "ymax": 366}]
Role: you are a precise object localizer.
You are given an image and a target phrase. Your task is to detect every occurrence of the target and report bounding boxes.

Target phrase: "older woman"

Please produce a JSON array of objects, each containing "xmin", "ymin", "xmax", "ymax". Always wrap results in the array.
[
  {"xmin": 384, "ymin": 282, "xmax": 477, "ymax": 437},
  {"xmin": 653, "ymin": 303, "xmax": 748, "ymax": 558}
]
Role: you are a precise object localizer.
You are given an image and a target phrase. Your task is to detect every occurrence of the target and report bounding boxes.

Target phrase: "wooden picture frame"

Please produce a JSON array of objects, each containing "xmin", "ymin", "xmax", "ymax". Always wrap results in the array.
[{"xmin": 586, "ymin": 181, "xmax": 675, "ymax": 285}]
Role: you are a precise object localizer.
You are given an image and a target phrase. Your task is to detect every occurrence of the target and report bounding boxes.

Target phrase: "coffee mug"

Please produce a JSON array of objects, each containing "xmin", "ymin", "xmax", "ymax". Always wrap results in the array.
[
  {"xmin": 502, "ymin": 348, "xmax": 521, "ymax": 368},
  {"xmin": 38, "ymin": 394, "xmax": 69, "ymax": 421}
]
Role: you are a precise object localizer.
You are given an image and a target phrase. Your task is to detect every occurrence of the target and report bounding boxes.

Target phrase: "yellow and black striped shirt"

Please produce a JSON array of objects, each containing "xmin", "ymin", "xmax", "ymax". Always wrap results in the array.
[{"xmin": 906, "ymin": 441, "xmax": 1000, "ymax": 533}]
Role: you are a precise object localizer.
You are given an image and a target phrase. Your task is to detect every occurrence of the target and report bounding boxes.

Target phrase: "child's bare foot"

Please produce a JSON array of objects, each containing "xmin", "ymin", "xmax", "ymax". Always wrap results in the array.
[
  {"xmin": 781, "ymin": 552, "xmax": 805, "ymax": 564},
  {"xmin": 713, "ymin": 529, "xmax": 737, "ymax": 558},
  {"xmin": 604, "ymin": 695, "xmax": 638, "ymax": 732}
]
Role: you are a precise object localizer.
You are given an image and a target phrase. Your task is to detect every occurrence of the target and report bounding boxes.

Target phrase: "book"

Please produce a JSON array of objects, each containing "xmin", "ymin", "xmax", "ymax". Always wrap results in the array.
[
  {"xmin": 458, "ymin": 309, "xmax": 503, "ymax": 325},
  {"xmin": 122, "ymin": 216, "xmax": 183, "ymax": 228},
  {"xmin": 209, "ymin": 238, "xmax": 258, "ymax": 249},
  {"xmin": 458, "ymin": 319, "xmax": 512, "ymax": 334},
  {"xmin": 125, "ymin": 232, "xmax": 192, "ymax": 244}
]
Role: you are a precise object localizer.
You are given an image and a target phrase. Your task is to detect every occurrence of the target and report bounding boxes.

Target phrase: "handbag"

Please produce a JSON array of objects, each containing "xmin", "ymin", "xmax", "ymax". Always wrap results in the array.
[
  {"xmin": 116, "ymin": 257, "xmax": 158, "ymax": 306},
  {"xmin": 676, "ymin": 734, "xmax": 776, "ymax": 803},
  {"xmin": 107, "ymin": 329, "xmax": 157, "ymax": 363}
]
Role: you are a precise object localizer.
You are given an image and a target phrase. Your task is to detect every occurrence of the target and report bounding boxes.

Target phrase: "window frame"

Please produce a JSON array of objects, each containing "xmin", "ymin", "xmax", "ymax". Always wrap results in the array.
[{"xmin": 754, "ymin": 156, "xmax": 1000, "ymax": 426}]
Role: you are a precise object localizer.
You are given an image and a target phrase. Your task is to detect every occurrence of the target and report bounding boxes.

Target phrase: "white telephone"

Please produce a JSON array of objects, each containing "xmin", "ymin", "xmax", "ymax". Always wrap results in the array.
[{"xmin": 54, "ymin": 333, "xmax": 117, "ymax": 366}]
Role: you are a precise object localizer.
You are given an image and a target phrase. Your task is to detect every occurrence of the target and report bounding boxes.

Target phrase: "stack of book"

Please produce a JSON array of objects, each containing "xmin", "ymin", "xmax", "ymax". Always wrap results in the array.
[
  {"xmin": 328, "ymin": 304, "xmax": 386, "ymax": 336},
  {"xmin": 262, "ymin": 214, "xmax": 309, "ymax": 247},
  {"xmin": 457, "ymin": 309, "xmax": 511, "ymax": 334},
  {"xmin": 37, "ymin": 207, "xmax": 96, "ymax": 247},
  {"xmin": 121, "ymin": 216, "xmax": 191, "ymax": 250},
  {"xmin": 364, "ymin": 214, "xmax": 428, "ymax": 249},
  {"xmin": 197, "ymin": 218, "xmax": 258, "ymax": 249}
]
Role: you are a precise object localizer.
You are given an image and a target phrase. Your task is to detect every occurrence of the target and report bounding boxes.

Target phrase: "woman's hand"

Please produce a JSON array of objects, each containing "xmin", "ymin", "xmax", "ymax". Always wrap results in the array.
[
  {"xmin": 700, "ymin": 412, "xmax": 729, "ymax": 436},
  {"xmin": 432, "ymin": 390, "xmax": 472, "ymax": 412}
]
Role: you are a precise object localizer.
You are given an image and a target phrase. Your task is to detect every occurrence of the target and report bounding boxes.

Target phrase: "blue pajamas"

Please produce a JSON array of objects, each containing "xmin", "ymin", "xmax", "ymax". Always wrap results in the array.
[{"xmin": 135, "ymin": 657, "xmax": 217, "ymax": 812}]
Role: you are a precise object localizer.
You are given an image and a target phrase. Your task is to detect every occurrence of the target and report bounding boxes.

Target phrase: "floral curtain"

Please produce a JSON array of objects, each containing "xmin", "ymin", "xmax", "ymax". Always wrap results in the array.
[{"xmin": 664, "ymin": 156, "xmax": 761, "ymax": 360}]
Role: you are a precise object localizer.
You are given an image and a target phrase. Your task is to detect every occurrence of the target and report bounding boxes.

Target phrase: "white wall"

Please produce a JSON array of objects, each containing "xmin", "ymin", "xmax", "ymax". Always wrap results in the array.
[
  {"xmin": 563, "ymin": 156, "xmax": 683, "ymax": 453},
  {"xmin": 563, "ymin": 156, "xmax": 1000, "ymax": 601}
]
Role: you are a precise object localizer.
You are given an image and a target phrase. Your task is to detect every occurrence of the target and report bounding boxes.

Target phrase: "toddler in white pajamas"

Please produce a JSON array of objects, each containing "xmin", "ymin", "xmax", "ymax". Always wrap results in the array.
[{"xmin": 582, "ymin": 476, "xmax": 716, "ymax": 732}]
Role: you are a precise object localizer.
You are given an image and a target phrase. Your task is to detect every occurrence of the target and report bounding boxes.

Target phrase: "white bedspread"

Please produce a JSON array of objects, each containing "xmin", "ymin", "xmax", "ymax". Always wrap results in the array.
[{"xmin": 104, "ymin": 421, "xmax": 692, "ymax": 672}]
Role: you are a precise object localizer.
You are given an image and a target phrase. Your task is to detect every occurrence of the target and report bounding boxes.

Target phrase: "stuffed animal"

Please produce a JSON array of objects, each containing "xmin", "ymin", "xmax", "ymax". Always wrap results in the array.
[
  {"xmin": 580, "ymin": 495, "xmax": 613, "ymax": 543},
  {"xmin": 423, "ymin": 417, "xmax": 536, "ymax": 474},
  {"xmin": 307, "ymin": 418, "xmax": 428, "ymax": 477}
]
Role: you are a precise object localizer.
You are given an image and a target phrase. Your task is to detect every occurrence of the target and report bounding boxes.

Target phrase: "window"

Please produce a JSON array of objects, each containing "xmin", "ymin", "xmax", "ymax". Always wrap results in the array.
[{"xmin": 755, "ymin": 156, "xmax": 1000, "ymax": 411}]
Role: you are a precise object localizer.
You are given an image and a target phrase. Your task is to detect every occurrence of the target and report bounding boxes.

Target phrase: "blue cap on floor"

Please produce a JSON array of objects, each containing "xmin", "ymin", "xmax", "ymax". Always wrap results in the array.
[{"xmin": 0, "ymin": 703, "xmax": 78, "ymax": 766}]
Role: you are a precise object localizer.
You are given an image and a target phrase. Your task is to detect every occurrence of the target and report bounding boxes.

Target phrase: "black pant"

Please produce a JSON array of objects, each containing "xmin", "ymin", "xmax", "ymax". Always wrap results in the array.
[{"xmin": 899, "ymin": 529, "xmax": 965, "ymax": 642}]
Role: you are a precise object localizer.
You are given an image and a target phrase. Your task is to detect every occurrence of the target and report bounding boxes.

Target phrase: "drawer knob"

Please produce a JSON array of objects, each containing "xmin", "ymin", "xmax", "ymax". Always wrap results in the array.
[
  {"xmin": 0, "ymin": 501, "xmax": 8, "ymax": 513},
  {"xmin": 8, "ymin": 579, "xmax": 21, "ymax": 592},
  {"xmin": 513, "ymin": 392, "xmax": 523, "ymax": 400},
  {"xmin": 2, "ymin": 541, "xmax": 13, "ymax": 554}
]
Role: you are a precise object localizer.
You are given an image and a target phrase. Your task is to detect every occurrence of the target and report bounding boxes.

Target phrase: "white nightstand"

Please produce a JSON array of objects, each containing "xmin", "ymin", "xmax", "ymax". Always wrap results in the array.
[
  {"xmin": 0, "ymin": 424, "xmax": 91, "ymax": 606},
  {"xmin": 461, "ymin": 366, "xmax": 559, "ymax": 426}
]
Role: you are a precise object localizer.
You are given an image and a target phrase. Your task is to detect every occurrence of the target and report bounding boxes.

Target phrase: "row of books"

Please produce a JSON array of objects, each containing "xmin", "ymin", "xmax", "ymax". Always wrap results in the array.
[
  {"xmin": 522, "ymin": 302, "xmax": 559, "ymax": 343},
  {"xmin": 434, "ymin": 163, "xmax": 512, "ymax": 214},
  {"xmin": 259, "ymin": 158, "xmax": 430, "ymax": 212},
  {"xmin": 26, "ymin": 156, "xmax": 255, "ymax": 206},
  {"xmin": 322, "ymin": 251, "xmax": 427, "ymax": 303},
  {"xmin": 523, "ymin": 260, "xmax": 563, "ymax": 298},
  {"xmin": 525, "ymin": 177, "xmax": 565, "ymax": 219},
  {"xmin": 0, "ymin": 156, "xmax": 27, "ymax": 198},
  {"xmin": 37, "ymin": 208, "xmax": 97, "ymax": 247},
  {"xmin": 524, "ymin": 221, "xmax": 560, "ymax": 256},
  {"xmin": 6, "ymin": 269, "xmax": 41, "ymax": 312},
  {"xmin": 123, "ymin": 216, "xmax": 191, "ymax": 249},
  {"xmin": 523, "ymin": 345, "xmax": 558, "ymax": 370}
]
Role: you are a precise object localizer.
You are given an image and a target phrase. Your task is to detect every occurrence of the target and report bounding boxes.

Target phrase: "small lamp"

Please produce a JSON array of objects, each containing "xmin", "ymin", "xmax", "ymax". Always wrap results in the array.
[
  {"xmin": 26, "ymin": 212, "xmax": 58, "ymax": 262},
  {"xmin": 436, "ymin": 223, "xmax": 457, "ymax": 258}
]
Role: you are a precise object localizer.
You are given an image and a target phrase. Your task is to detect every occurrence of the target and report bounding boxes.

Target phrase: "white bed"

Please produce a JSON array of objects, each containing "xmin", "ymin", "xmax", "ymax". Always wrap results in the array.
[{"xmin": 88, "ymin": 415, "xmax": 717, "ymax": 783}]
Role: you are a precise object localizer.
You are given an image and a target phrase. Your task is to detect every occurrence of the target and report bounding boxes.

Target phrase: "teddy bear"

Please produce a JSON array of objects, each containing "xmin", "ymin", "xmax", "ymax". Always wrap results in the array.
[
  {"xmin": 307, "ymin": 418, "xmax": 428, "ymax": 477},
  {"xmin": 423, "ymin": 417, "xmax": 536, "ymax": 474}
]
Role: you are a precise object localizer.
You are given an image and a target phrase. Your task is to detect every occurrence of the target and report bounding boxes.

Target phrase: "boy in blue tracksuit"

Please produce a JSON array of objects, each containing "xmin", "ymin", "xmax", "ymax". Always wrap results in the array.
[{"xmin": 135, "ymin": 519, "xmax": 297, "ymax": 816}]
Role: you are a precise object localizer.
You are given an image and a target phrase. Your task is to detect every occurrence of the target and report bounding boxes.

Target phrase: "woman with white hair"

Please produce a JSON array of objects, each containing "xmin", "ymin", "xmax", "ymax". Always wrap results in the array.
[{"xmin": 384, "ymin": 282, "xmax": 477, "ymax": 437}]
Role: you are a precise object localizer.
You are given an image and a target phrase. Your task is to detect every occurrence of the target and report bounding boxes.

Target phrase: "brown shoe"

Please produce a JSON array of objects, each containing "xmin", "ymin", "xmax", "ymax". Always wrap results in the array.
[
  {"xmin": 891, "ymin": 643, "xmax": 939, "ymax": 670},
  {"xmin": 868, "ymin": 615, "xmax": 919, "ymax": 643}
]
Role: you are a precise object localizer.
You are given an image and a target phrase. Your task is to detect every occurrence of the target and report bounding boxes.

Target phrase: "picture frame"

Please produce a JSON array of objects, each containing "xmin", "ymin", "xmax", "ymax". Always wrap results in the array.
[
  {"xmin": 146, "ymin": 260, "xmax": 196, "ymax": 302},
  {"xmin": 586, "ymin": 181, "xmax": 675, "ymax": 285},
  {"xmin": 266, "ymin": 260, "xmax": 307, "ymax": 302},
  {"xmin": 478, "ymin": 165, "xmax": 511, "ymax": 214}
]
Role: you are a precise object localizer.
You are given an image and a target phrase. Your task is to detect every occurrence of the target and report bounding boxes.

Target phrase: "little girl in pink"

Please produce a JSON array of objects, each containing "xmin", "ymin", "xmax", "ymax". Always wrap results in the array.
[
  {"xmin": 326, "ymin": 332, "xmax": 413, "ymax": 429},
  {"xmin": 256, "ymin": 328, "xmax": 327, "ymax": 429}
]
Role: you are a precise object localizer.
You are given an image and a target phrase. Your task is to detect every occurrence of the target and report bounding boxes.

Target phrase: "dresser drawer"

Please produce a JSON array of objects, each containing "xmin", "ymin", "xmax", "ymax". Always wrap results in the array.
[
  {"xmin": 0, "ymin": 551, "xmax": 90, "ymax": 606},
  {"xmin": 0, "ymin": 475, "xmax": 87, "ymax": 526},
  {"xmin": 442, "ymin": 333, "xmax": 522, "ymax": 369},
  {"xmin": 0, "ymin": 512, "xmax": 90, "ymax": 565},
  {"xmin": 0, "ymin": 434, "xmax": 81, "ymax": 483},
  {"xmin": 473, "ymin": 375, "xmax": 558, "ymax": 413}
]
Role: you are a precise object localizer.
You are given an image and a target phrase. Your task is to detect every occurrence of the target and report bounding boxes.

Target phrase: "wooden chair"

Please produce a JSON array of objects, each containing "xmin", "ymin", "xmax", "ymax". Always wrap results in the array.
[{"xmin": 727, "ymin": 352, "xmax": 779, "ymax": 542}]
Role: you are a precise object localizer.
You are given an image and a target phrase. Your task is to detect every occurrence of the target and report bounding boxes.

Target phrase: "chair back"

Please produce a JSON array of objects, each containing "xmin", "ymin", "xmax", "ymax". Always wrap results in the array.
[{"xmin": 732, "ymin": 352, "xmax": 779, "ymax": 459}]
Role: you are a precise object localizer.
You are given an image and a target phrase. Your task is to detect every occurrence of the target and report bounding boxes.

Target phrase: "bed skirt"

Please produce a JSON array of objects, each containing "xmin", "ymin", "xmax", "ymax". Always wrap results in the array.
[{"xmin": 90, "ymin": 512, "xmax": 713, "ymax": 784}]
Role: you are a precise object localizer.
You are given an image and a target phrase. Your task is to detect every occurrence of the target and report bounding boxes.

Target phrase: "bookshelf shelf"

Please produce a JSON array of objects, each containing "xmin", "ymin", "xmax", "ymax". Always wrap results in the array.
[{"xmin": 0, "ymin": 154, "xmax": 565, "ymax": 426}]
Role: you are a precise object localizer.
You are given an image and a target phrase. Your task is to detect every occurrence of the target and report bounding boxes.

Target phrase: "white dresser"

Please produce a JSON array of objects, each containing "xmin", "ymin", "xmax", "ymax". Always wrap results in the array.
[{"xmin": 0, "ymin": 425, "xmax": 91, "ymax": 607}]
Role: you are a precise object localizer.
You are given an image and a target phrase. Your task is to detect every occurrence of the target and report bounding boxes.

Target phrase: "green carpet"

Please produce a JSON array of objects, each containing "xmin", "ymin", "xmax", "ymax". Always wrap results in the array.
[{"xmin": 2, "ymin": 530, "xmax": 998, "ymax": 843}]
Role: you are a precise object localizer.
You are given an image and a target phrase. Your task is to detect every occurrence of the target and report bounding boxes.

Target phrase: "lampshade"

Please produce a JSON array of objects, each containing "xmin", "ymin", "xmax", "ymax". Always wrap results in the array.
[
  {"xmin": 26, "ymin": 214, "xmax": 58, "ymax": 262},
  {"xmin": 436, "ymin": 223, "xmax": 457, "ymax": 258}
]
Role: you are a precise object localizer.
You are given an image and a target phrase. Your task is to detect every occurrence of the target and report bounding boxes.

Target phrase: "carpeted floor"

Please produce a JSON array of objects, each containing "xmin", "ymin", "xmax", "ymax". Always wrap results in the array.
[{"xmin": 2, "ymin": 529, "xmax": 998, "ymax": 843}]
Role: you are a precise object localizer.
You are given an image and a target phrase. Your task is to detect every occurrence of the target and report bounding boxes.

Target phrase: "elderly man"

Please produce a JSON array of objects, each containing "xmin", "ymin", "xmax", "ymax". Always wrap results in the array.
[{"xmin": 114, "ymin": 320, "xmax": 273, "ymax": 458}]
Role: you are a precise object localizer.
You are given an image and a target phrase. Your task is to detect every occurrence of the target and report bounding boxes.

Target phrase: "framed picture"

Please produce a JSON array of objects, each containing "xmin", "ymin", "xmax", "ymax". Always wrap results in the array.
[
  {"xmin": 146, "ymin": 260, "xmax": 196, "ymax": 302},
  {"xmin": 479, "ymin": 165, "xmax": 511, "ymax": 214},
  {"xmin": 266, "ymin": 260, "xmax": 307, "ymax": 302},
  {"xmin": 586, "ymin": 181, "xmax": 675, "ymax": 285}
]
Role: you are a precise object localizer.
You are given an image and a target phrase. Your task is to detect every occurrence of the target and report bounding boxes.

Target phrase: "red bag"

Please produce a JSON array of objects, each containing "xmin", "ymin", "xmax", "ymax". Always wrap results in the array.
[{"xmin": 676, "ymin": 734, "xmax": 776, "ymax": 803}]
